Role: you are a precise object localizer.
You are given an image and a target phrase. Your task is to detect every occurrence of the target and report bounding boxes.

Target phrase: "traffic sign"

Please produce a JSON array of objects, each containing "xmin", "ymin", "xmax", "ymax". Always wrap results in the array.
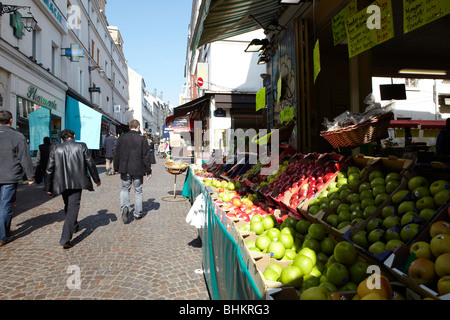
[{"xmin": 197, "ymin": 77, "xmax": 204, "ymax": 87}]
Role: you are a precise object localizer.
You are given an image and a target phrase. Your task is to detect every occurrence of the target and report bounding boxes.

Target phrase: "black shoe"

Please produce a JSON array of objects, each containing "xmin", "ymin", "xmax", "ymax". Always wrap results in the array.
[
  {"xmin": 62, "ymin": 242, "xmax": 72, "ymax": 249},
  {"xmin": 121, "ymin": 207, "xmax": 129, "ymax": 223},
  {"xmin": 134, "ymin": 215, "xmax": 143, "ymax": 220}
]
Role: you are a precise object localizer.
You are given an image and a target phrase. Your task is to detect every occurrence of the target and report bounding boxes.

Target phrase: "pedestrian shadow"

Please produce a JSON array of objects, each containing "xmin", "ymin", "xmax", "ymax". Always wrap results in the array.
[
  {"xmin": 188, "ymin": 236, "xmax": 202, "ymax": 248},
  {"xmin": 11, "ymin": 210, "xmax": 65, "ymax": 241},
  {"xmin": 143, "ymin": 198, "xmax": 160, "ymax": 216},
  {"xmin": 71, "ymin": 209, "xmax": 117, "ymax": 247},
  {"xmin": 14, "ymin": 184, "xmax": 54, "ymax": 219}
]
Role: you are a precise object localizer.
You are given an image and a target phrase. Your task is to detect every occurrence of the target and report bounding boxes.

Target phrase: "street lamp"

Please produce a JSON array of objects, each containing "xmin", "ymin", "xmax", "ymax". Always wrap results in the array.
[{"xmin": 245, "ymin": 39, "xmax": 269, "ymax": 53}]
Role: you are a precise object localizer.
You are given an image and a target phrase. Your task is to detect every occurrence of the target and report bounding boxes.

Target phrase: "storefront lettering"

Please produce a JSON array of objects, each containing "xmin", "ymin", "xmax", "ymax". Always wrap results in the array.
[
  {"xmin": 26, "ymin": 86, "xmax": 58, "ymax": 110},
  {"xmin": 41, "ymin": 0, "xmax": 63, "ymax": 25}
]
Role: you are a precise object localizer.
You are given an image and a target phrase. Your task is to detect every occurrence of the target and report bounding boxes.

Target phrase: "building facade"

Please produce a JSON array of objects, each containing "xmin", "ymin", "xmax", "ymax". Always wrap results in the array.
[{"xmin": 0, "ymin": 0, "xmax": 129, "ymax": 160}]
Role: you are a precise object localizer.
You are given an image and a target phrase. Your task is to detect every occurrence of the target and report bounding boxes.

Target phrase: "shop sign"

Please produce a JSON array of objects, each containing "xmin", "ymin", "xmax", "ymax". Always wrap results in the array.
[
  {"xmin": 256, "ymin": 87, "xmax": 266, "ymax": 111},
  {"xmin": 26, "ymin": 86, "xmax": 58, "ymax": 110},
  {"xmin": 39, "ymin": 0, "xmax": 68, "ymax": 33},
  {"xmin": 345, "ymin": 0, "xmax": 394, "ymax": 58},
  {"xmin": 281, "ymin": 107, "xmax": 295, "ymax": 123},
  {"xmin": 62, "ymin": 44, "xmax": 85, "ymax": 62},
  {"xmin": 403, "ymin": 0, "xmax": 450, "ymax": 34},
  {"xmin": 313, "ymin": 40, "xmax": 321, "ymax": 84},
  {"xmin": 332, "ymin": 0, "xmax": 358, "ymax": 46},
  {"xmin": 10, "ymin": 11, "xmax": 24, "ymax": 39}
]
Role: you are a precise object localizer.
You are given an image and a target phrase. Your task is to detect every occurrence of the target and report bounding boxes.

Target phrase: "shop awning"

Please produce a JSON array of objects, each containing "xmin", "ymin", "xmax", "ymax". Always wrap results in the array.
[
  {"xmin": 192, "ymin": 0, "xmax": 306, "ymax": 50},
  {"xmin": 389, "ymin": 120, "xmax": 446, "ymax": 130},
  {"xmin": 173, "ymin": 94, "xmax": 212, "ymax": 119}
]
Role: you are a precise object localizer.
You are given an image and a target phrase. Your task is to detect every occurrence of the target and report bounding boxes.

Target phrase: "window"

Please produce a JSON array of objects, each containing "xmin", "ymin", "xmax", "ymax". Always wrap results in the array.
[
  {"xmin": 406, "ymin": 78, "xmax": 419, "ymax": 89},
  {"xmin": 97, "ymin": 48, "xmax": 100, "ymax": 65},
  {"xmin": 51, "ymin": 43, "xmax": 58, "ymax": 75},
  {"xmin": 79, "ymin": 69, "xmax": 84, "ymax": 96},
  {"xmin": 91, "ymin": 40, "xmax": 95, "ymax": 58}
]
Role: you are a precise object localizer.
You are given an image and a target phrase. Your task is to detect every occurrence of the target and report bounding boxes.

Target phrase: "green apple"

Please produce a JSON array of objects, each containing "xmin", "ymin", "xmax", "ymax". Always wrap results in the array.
[
  {"xmin": 326, "ymin": 263, "xmax": 349, "ymax": 287},
  {"xmin": 310, "ymin": 265, "xmax": 323, "ymax": 278},
  {"xmin": 255, "ymin": 235, "xmax": 271, "ymax": 251},
  {"xmin": 371, "ymin": 177, "xmax": 386, "ymax": 189},
  {"xmin": 347, "ymin": 193, "xmax": 361, "ymax": 204},
  {"xmin": 361, "ymin": 198, "xmax": 375, "ymax": 209},
  {"xmin": 367, "ymin": 218, "xmax": 383, "ymax": 232},
  {"xmin": 360, "ymin": 189, "xmax": 374, "ymax": 201},
  {"xmin": 437, "ymin": 276, "xmax": 450, "ymax": 296},
  {"xmin": 337, "ymin": 172, "xmax": 347, "ymax": 180},
  {"xmin": 337, "ymin": 203, "xmax": 350, "ymax": 214},
  {"xmin": 263, "ymin": 269, "xmax": 280, "ymax": 282},
  {"xmin": 368, "ymin": 229, "xmax": 385, "ymax": 243},
  {"xmin": 291, "ymin": 238, "xmax": 303, "ymax": 253},
  {"xmin": 398, "ymin": 201, "xmax": 416, "ymax": 215},
  {"xmin": 302, "ymin": 237, "xmax": 321, "ymax": 253},
  {"xmin": 338, "ymin": 210, "xmax": 351, "ymax": 223},
  {"xmin": 416, "ymin": 196, "xmax": 436, "ymax": 211},
  {"xmin": 408, "ymin": 176, "xmax": 429, "ymax": 191},
  {"xmin": 383, "ymin": 215, "xmax": 401, "ymax": 229},
  {"xmin": 337, "ymin": 221, "xmax": 351, "ymax": 230},
  {"xmin": 347, "ymin": 166, "xmax": 361, "ymax": 176},
  {"xmin": 267, "ymin": 240, "xmax": 286, "ymax": 260},
  {"xmin": 281, "ymin": 226, "xmax": 296, "ymax": 237},
  {"xmin": 434, "ymin": 189, "xmax": 450, "ymax": 207},
  {"xmin": 385, "ymin": 227, "xmax": 401, "ymax": 241},
  {"xmin": 266, "ymin": 227, "xmax": 281, "ymax": 240},
  {"xmin": 298, "ymin": 247, "xmax": 317, "ymax": 264},
  {"xmin": 333, "ymin": 241, "xmax": 358, "ymax": 266},
  {"xmin": 300, "ymin": 285, "xmax": 332, "ymax": 300},
  {"xmin": 386, "ymin": 172, "xmax": 402, "ymax": 183},
  {"xmin": 435, "ymin": 253, "xmax": 450, "ymax": 278},
  {"xmin": 339, "ymin": 189, "xmax": 351, "ymax": 200},
  {"xmin": 330, "ymin": 199, "xmax": 341, "ymax": 209},
  {"xmin": 382, "ymin": 205, "xmax": 396, "ymax": 218},
  {"xmin": 349, "ymin": 202, "xmax": 362, "ymax": 213},
  {"xmin": 385, "ymin": 239, "xmax": 404, "ymax": 251},
  {"xmin": 339, "ymin": 282, "xmax": 358, "ymax": 291},
  {"xmin": 280, "ymin": 265, "xmax": 304, "ymax": 289},
  {"xmin": 320, "ymin": 281, "xmax": 338, "ymax": 292},
  {"xmin": 369, "ymin": 241, "xmax": 386, "ymax": 255},
  {"xmin": 410, "ymin": 241, "xmax": 433, "ymax": 260},
  {"xmin": 400, "ymin": 223, "xmax": 420, "ymax": 243},
  {"xmin": 279, "ymin": 233, "xmax": 295, "ymax": 249},
  {"xmin": 245, "ymin": 240, "xmax": 256, "ymax": 248},
  {"xmin": 301, "ymin": 275, "xmax": 320, "ymax": 293},
  {"xmin": 293, "ymin": 254, "xmax": 315, "ymax": 274},
  {"xmin": 250, "ymin": 221, "xmax": 265, "ymax": 235},
  {"xmin": 320, "ymin": 237, "xmax": 335, "ymax": 256},
  {"xmin": 262, "ymin": 215, "xmax": 276, "ymax": 230},
  {"xmin": 326, "ymin": 214, "xmax": 339, "ymax": 228},
  {"xmin": 369, "ymin": 170, "xmax": 384, "ymax": 182},
  {"xmin": 430, "ymin": 234, "xmax": 450, "ymax": 257},
  {"xmin": 349, "ymin": 260, "xmax": 369, "ymax": 284},
  {"xmin": 400, "ymin": 211, "xmax": 418, "ymax": 226},
  {"xmin": 337, "ymin": 178, "xmax": 348, "ymax": 188},
  {"xmin": 392, "ymin": 190, "xmax": 410, "ymax": 204},
  {"xmin": 372, "ymin": 185, "xmax": 386, "ymax": 197},
  {"xmin": 295, "ymin": 220, "xmax": 310, "ymax": 235},
  {"xmin": 308, "ymin": 223, "xmax": 326, "ymax": 241},
  {"xmin": 359, "ymin": 182, "xmax": 372, "ymax": 193},
  {"xmin": 375, "ymin": 193, "xmax": 389, "ymax": 206},
  {"xmin": 419, "ymin": 208, "xmax": 436, "ymax": 222},
  {"xmin": 266, "ymin": 263, "xmax": 283, "ymax": 276},
  {"xmin": 364, "ymin": 206, "xmax": 378, "ymax": 219},
  {"xmin": 352, "ymin": 230, "xmax": 369, "ymax": 249},
  {"xmin": 316, "ymin": 252, "xmax": 328, "ymax": 265},
  {"xmin": 308, "ymin": 205, "xmax": 321, "ymax": 216},
  {"xmin": 348, "ymin": 173, "xmax": 361, "ymax": 189},
  {"xmin": 329, "ymin": 191, "xmax": 341, "ymax": 201},
  {"xmin": 429, "ymin": 180, "xmax": 450, "ymax": 196},
  {"xmin": 412, "ymin": 186, "xmax": 431, "ymax": 200},
  {"xmin": 351, "ymin": 209, "xmax": 364, "ymax": 221},
  {"xmin": 249, "ymin": 247, "xmax": 261, "ymax": 252},
  {"xmin": 386, "ymin": 180, "xmax": 401, "ymax": 194}
]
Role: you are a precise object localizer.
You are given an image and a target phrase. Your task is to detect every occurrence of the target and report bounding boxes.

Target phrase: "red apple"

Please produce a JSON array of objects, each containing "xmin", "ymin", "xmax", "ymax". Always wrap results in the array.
[
  {"xmin": 408, "ymin": 258, "xmax": 436, "ymax": 287},
  {"xmin": 430, "ymin": 221, "xmax": 450, "ymax": 238}
]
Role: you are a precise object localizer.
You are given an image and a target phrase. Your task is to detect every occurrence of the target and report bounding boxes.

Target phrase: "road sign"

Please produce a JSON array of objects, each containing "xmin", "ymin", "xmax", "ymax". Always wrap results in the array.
[{"xmin": 197, "ymin": 77, "xmax": 204, "ymax": 87}]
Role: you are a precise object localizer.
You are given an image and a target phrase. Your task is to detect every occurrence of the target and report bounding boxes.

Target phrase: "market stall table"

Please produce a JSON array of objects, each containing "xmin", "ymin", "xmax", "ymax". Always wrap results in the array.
[{"xmin": 182, "ymin": 166, "xmax": 262, "ymax": 300}]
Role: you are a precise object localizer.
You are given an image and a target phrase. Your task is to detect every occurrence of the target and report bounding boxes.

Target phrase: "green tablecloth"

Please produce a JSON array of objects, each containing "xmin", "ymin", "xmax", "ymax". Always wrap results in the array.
[{"xmin": 182, "ymin": 167, "xmax": 262, "ymax": 300}]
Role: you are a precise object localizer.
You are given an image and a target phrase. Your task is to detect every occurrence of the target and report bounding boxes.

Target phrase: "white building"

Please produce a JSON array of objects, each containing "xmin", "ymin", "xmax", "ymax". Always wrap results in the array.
[{"xmin": 0, "ymin": 0, "xmax": 129, "ymax": 157}]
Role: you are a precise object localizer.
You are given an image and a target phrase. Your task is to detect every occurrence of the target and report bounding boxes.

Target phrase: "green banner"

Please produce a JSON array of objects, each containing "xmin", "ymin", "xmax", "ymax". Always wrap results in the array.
[
  {"xmin": 313, "ymin": 39, "xmax": 321, "ymax": 84},
  {"xmin": 256, "ymin": 87, "xmax": 266, "ymax": 111},
  {"xmin": 346, "ymin": 0, "xmax": 395, "ymax": 58},
  {"xmin": 332, "ymin": 0, "xmax": 358, "ymax": 46},
  {"xmin": 404, "ymin": 0, "xmax": 450, "ymax": 34}
]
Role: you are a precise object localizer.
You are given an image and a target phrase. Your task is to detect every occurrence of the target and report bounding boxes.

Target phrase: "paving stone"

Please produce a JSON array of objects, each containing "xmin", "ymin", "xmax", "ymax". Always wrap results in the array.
[{"xmin": 0, "ymin": 159, "xmax": 209, "ymax": 300}]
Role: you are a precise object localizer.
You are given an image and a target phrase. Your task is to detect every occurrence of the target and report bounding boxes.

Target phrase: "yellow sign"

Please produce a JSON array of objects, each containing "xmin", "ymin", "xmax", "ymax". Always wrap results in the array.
[
  {"xmin": 332, "ymin": 0, "xmax": 358, "ymax": 46},
  {"xmin": 346, "ymin": 0, "xmax": 394, "ymax": 58},
  {"xmin": 277, "ymin": 76, "xmax": 282, "ymax": 103},
  {"xmin": 281, "ymin": 107, "xmax": 295, "ymax": 123},
  {"xmin": 313, "ymin": 40, "xmax": 321, "ymax": 84},
  {"xmin": 256, "ymin": 87, "xmax": 266, "ymax": 111},
  {"xmin": 403, "ymin": 0, "xmax": 450, "ymax": 34}
]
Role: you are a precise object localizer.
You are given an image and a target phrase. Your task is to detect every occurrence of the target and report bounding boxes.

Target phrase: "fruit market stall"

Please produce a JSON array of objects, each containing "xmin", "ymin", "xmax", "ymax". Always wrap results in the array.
[{"xmin": 182, "ymin": 151, "xmax": 450, "ymax": 300}]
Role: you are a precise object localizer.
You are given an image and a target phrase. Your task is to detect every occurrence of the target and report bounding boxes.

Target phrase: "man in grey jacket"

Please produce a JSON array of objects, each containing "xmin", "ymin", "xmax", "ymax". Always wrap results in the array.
[{"xmin": 0, "ymin": 110, "xmax": 35, "ymax": 247}]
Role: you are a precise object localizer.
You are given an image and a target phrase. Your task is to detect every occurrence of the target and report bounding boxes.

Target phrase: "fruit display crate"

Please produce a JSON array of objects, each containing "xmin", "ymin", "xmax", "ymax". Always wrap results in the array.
[
  {"xmin": 344, "ymin": 164, "xmax": 450, "ymax": 264},
  {"xmin": 317, "ymin": 157, "xmax": 413, "ymax": 239}
]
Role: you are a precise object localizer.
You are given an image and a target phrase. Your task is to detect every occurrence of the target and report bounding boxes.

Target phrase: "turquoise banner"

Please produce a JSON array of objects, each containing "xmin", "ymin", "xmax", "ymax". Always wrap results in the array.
[
  {"xmin": 66, "ymin": 96, "xmax": 103, "ymax": 150},
  {"xmin": 29, "ymin": 107, "xmax": 51, "ymax": 151}
]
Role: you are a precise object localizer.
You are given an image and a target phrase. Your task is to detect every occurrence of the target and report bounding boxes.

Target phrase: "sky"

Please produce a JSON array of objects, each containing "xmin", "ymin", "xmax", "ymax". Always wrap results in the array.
[{"xmin": 105, "ymin": 0, "xmax": 193, "ymax": 108}]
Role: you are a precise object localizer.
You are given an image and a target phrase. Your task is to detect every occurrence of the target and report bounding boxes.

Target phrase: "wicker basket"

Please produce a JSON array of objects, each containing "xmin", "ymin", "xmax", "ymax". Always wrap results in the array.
[
  {"xmin": 164, "ymin": 162, "xmax": 189, "ymax": 175},
  {"xmin": 320, "ymin": 112, "xmax": 394, "ymax": 149}
]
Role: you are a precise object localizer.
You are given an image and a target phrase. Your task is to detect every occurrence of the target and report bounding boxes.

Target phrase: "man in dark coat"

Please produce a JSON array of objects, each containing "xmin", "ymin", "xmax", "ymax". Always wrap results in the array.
[
  {"xmin": 104, "ymin": 132, "xmax": 117, "ymax": 175},
  {"xmin": 35, "ymin": 137, "xmax": 52, "ymax": 184},
  {"xmin": 0, "ymin": 110, "xmax": 35, "ymax": 247},
  {"xmin": 114, "ymin": 120, "xmax": 152, "ymax": 223},
  {"xmin": 436, "ymin": 118, "xmax": 450, "ymax": 156},
  {"xmin": 45, "ymin": 129, "xmax": 101, "ymax": 249}
]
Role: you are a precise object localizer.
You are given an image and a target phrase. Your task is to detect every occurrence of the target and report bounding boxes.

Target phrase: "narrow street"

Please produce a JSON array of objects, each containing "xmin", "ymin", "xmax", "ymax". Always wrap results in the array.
[{"xmin": 0, "ymin": 158, "xmax": 209, "ymax": 300}]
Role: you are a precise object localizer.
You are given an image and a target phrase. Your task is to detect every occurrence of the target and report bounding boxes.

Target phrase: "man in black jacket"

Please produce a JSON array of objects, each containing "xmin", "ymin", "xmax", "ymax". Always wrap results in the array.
[
  {"xmin": 45, "ymin": 129, "xmax": 101, "ymax": 248},
  {"xmin": 114, "ymin": 120, "xmax": 152, "ymax": 223},
  {"xmin": 0, "ymin": 111, "xmax": 35, "ymax": 247}
]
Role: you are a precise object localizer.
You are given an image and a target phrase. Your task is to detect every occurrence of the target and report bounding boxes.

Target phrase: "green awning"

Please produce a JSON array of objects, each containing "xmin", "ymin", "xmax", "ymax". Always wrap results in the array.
[{"xmin": 192, "ymin": 0, "xmax": 284, "ymax": 50}]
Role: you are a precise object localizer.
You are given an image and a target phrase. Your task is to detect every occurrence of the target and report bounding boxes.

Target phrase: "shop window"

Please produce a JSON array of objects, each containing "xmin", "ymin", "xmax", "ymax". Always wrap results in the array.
[{"xmin": 405, "ymin": 78, "xmax": 419, "ymax": 90}]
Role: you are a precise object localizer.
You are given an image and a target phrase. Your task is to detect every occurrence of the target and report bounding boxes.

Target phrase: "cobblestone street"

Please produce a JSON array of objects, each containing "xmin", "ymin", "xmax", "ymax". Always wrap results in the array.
[{"xmin": 0, "ymin": 158, "xmax": 210, "ymax": 300}]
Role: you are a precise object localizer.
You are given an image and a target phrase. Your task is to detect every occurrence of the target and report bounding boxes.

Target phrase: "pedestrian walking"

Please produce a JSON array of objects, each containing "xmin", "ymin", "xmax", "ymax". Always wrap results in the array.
[
  {"xmin": 148, "ymin": 137, "xmax": 157, "ymax": 165},
  {"xmin": 104, "ymin": 132, "xmax": 117, "ymax": 175},
  {"xmin": 436, "ymin": 118, "xmax": 450, "ymax": 156},
  {"xmin": 45, "ymin": 129, "xmax": 101, "ymax": 249},
  {"xmin": 0, "ymin": 110, "xmax": 35, "ymax": 247},
  {"xmin": 114, "ymin": 120, "xmax": 152, "ymax": 223},
  {"xmin": 35, "ymin": 137, "xmax": 52, "ymax": 184}
]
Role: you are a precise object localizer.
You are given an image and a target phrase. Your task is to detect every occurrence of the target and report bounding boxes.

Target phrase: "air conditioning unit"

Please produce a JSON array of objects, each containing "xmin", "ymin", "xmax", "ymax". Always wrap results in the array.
[{"xmin": 114, "ymin": 105, "xmax": 121, "ymax": 113}]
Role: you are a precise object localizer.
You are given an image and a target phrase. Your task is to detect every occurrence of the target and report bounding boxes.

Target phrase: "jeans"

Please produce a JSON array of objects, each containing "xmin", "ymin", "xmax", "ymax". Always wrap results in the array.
[
  {"xmin": 120, "ymin": 174, "xmax": 143, "ymax": 217},
  {"xmin": 105, "ymin": 158, "xmax": 114, "ymax": 174},
  {"xmin": 0, "ymin": 184, "xmax": 18, "ymax": 242},
  {"xmin": 61, "ymin": 189, "xmax": 82, "ymax": 245}
]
